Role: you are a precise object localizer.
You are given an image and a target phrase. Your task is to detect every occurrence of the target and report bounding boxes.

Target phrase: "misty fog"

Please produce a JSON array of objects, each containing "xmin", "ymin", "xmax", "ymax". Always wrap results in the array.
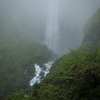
[{"xmin": 0, "ymin": 0, "xmax": 100, "ymax": 56}]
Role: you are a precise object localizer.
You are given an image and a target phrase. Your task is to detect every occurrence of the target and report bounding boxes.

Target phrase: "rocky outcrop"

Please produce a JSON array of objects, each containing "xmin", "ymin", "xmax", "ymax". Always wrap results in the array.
[{"xmin": 77, "ymin": 8, "xmax": 100, "ymax": 52}]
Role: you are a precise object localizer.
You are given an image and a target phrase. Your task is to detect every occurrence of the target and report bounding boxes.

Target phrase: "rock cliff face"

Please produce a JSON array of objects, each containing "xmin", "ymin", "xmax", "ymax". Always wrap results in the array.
[
  {"xmin": 77, "ymin": 8, "xmax": 100, "ymax": 52},
  {"xmin": 0, "ymin": 12, "xmax": 54, "ymax": 99}
]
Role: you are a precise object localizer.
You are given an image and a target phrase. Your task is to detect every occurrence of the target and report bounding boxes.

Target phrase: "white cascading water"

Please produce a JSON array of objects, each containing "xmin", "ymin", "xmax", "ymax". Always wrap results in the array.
[
  {"xmin": 30, "ymin": 61, "xmax": 54, "ymax": 86},
  {"xmin": 30, "ymin": 63, "xmax": 41, "ymax": 86},
  {"xmin": 45, "ymin": 0, "xmax": 59, "ymax": 53},
  {"xmin": 43, "ymin": 61, "xmax": 54, "ymax": 77}
]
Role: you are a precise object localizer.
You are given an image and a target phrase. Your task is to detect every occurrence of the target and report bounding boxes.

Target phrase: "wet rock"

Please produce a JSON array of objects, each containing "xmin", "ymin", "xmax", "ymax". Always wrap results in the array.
[{"xmin": 39, "ymin": 71, "xmax": 44, "ymax": 76}]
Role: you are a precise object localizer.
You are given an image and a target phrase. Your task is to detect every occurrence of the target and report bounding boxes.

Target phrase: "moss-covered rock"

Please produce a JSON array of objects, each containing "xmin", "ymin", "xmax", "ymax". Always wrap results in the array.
[{"xmin": 82, "ymin": 8, "xmax": 100, "ymax": 51}]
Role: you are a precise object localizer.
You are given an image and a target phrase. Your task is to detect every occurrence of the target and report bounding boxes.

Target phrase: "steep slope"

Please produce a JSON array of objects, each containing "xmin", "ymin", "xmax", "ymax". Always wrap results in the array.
[
  {"xmin": 4, "ymin": 8, "xmax": 100, "ymax": 100},
  {"xmin": 77, "ymin": 8, "xmax": 100, "ymax": 52},
  {"xmin": 5, "ymin": 49, "xmax": 100, "ymax": 100},
  {"xmin": 0, "ymin": 12, "xmax": 53, "ymax": 99}
]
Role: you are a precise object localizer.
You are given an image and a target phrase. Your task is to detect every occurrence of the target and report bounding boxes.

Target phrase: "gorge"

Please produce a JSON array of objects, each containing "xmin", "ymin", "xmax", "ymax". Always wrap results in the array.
[{"xmin": 0, "ymin": 0, "xmax": 100, "ymax": 100}]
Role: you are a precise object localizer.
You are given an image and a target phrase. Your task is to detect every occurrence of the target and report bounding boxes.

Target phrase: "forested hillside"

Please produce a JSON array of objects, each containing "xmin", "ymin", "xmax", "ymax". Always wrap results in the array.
[
  {"xmin": 0, "ymin": 12, "xmax": 53, "ymax": 99},
  {"xmin": 4, "ymin": 8, "xmax": 100, "ymax": 100}
]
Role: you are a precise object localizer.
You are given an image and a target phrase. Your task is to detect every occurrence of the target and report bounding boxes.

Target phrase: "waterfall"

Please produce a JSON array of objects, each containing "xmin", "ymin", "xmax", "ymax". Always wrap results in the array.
[
  {"xmin": 44, "ymin": 0, "xmax": 84, "ymax": 56},
  {"xmin": 30, "ymin": 61, "xmax": 54, "ymax": 86},
  {"xmin": 45, "ymin": 0, "xmax": 59, "ymax": 53},
  {"xmin": 30, "ymin": 63, "xmax": 41, "ymax": 86}
]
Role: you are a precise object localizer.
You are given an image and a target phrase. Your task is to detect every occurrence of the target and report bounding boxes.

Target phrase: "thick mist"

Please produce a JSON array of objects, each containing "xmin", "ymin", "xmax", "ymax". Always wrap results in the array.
[{"xmin": 0, "ymin": 0, "xmax": 100, "ymax": 56}]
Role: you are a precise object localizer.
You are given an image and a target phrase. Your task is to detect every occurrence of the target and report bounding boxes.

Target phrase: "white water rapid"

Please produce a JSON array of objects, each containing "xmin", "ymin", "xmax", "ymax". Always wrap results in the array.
[
  {"xmin": 45, "ymin": 0, "xmax": 59, "ymax": 52},
  {"xmin": 30, "ymin": 61, "xmax": 54, "ymax": 86}
]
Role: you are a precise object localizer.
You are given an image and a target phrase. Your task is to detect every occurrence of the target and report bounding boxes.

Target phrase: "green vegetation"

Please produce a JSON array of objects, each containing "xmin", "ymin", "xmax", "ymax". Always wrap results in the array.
[
  {"xmin": 81, "ymin": 8, "xmax": 100, "ymax": 52},
  {"xmin": 5, "ymin": 49, "xmax": 100, "ymax": 100},
  {"xmin": 2, "ymin": 6, "xmax": 100, "ymax": 100},
  {"xmin": 0, "ymin": 12, "xmax": 53, "ymax": 99}
]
